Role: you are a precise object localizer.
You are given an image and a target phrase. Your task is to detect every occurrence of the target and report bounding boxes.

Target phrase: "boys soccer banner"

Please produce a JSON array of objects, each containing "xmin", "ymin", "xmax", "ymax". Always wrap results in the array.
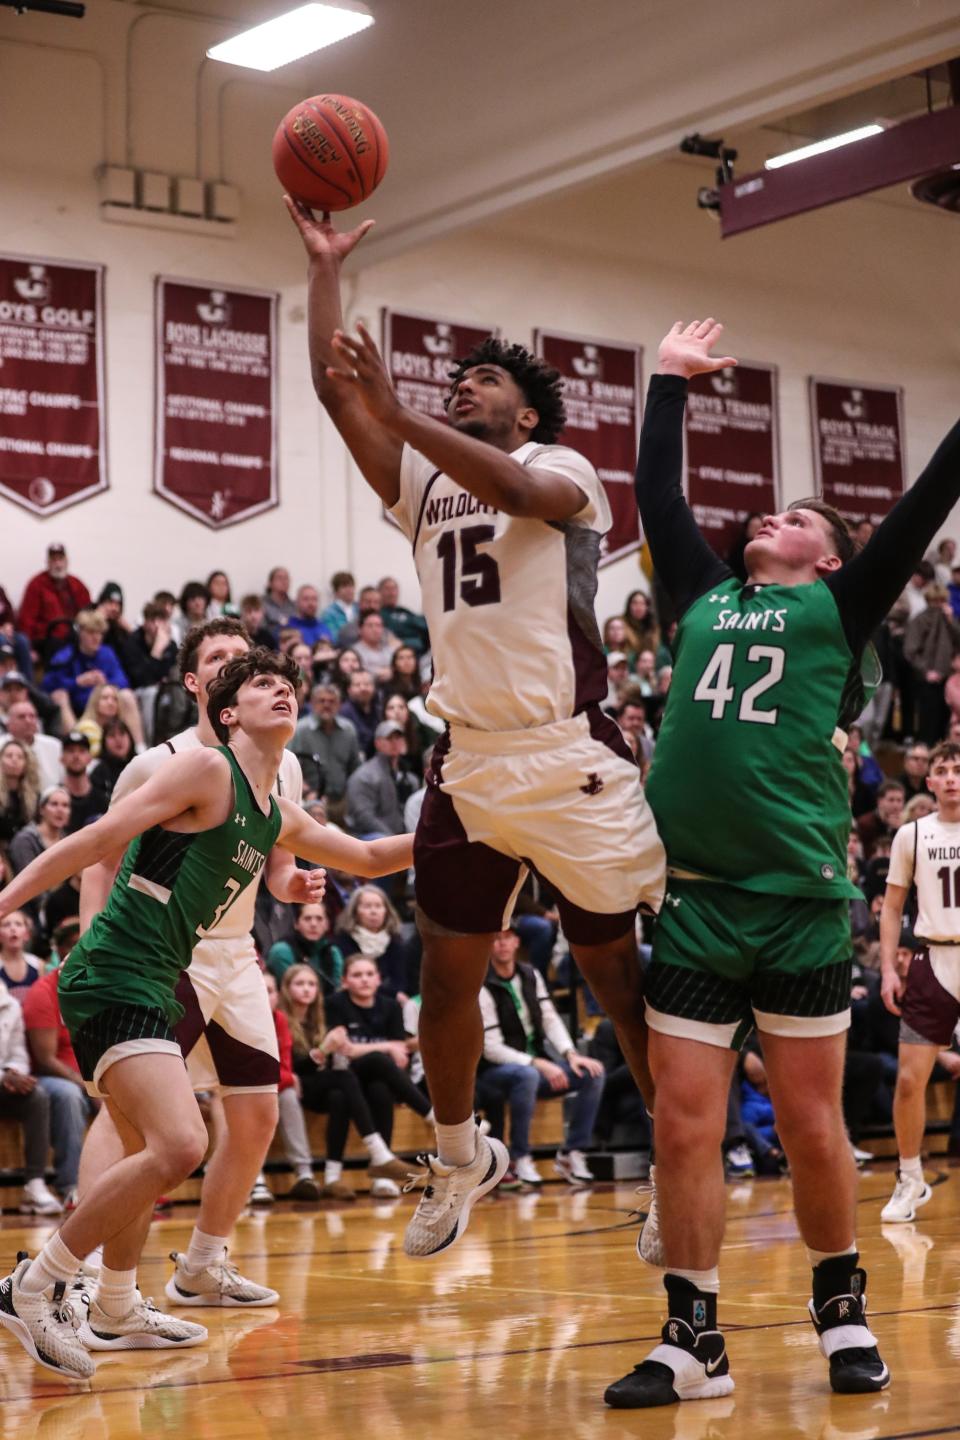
[
  {"xmin": 0, "ymin": 254, "xmax": 107, "ymax": 515},
  {"xmin": 810, "ymin": 378, "xmax": 905, "ymax": 525},
  {"xmin": 534, "ymin": 330, "xmax": 642, "ymax": 567},
  {"xmin": 685, "ymin": 363, "xmax": 780, "ymax": 558},
  {"xmin": 154, "ymin": 279, "xmax": 278, "ymax": 528},
  {"xmin": 382, "ymin": 309, "xmax": 497, "ymax": 420}
]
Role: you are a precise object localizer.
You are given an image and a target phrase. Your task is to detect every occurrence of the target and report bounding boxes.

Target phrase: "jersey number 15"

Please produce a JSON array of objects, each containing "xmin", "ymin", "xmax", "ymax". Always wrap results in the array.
[
  {"xmin": 437, "ymin": 525, "xmax": 501, "ymax": 612},
  {"xmin": 693, "ymin": 643, "xmax": 785, "ymax": 724}
]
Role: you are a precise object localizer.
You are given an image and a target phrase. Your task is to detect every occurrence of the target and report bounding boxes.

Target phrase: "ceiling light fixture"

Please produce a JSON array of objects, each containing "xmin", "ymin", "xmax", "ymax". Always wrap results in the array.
[
  {"xmin": 207, "ymin": 1, "xmax": 373, "ymax": 73},
  {"xmin": 764, "ymin": 124, "xmax": 884, "ymax": 170}
]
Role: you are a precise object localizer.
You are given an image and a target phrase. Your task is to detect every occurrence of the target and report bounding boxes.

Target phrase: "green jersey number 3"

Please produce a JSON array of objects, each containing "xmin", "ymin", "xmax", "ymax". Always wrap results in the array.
[{"xmin": 693, "ymin": 643, "xmax": 785, "ymax": 724}]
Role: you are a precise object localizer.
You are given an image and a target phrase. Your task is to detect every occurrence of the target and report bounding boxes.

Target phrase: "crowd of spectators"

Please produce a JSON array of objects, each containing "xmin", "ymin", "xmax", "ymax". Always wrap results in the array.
[{"xmin": 2, "ymin": 521, "xmax": 960, "ymax": 1205}]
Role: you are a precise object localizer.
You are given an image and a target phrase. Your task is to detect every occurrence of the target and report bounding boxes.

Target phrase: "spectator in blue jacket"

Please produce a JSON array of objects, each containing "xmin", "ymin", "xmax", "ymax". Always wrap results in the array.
[{"xmin": 41, "ymin": 610, "xmax": 143, "ymax": 746}]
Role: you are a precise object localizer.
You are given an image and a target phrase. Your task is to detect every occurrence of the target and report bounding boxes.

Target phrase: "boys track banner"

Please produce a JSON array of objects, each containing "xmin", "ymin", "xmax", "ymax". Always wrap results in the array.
[
  {"xmin": 0, "ymin": 254, "xmax": 107, "ymax": 515},
  {"xmin": 534, "ymin": 330, "xmax": 642, "ymax": 567},
  {"xmin": 685, "ymin": 363, "xmax": 780, "ymax": 559},
  {"xmin": 154, "ymin": 279, "xmax": 278, "ymax": 528},
  {"xmin": 809, "ymin": 378, "xmax": 905, "ymax": 525}
]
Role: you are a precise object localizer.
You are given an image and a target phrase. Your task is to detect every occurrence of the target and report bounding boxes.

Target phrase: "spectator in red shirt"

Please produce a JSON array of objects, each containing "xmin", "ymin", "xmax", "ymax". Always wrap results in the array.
[
  {"xmin": 21, "ymin": 946, "xmax": 95, "ymax": 1205},
  {"xmin": 249, "ymin": 971, "xmax": 321, "ymax": 1203},
  {"xmin": 17, "ymin": 543, "xmax": 91, "ymax": 655},
  {"xmin": 857, "ymin": 779, "xmax": 905, "ymax": 861}
]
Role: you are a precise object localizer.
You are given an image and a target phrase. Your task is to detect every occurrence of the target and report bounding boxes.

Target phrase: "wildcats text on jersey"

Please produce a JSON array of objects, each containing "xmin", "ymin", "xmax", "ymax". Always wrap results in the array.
[{"xmin": 423, "ymin": 487, "xmax": 499, "ymax": 528}]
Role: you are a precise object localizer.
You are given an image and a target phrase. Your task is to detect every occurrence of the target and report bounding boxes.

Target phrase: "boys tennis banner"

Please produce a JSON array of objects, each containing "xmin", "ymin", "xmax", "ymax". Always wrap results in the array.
[
  {"xmin": 154, "ymin": 279, "xmax": 278, "ymax": 528},
  {"xmin": 810, "ymin": 378, "xmax": 905, "ymax": 524},
  {"xmin": 0, "ymin": 254, "xmax": 107, "ymax": 515},
  {"xmin": 534, "ymin": 330, "xmax": 642, "ymax": 567},
  {"xmin": 382, "ymin": 309, "xmax": 497, "ymax": 421},
  {"xmin": 685, "ymin": 363, "xmax": 780, "ymax": 558}
]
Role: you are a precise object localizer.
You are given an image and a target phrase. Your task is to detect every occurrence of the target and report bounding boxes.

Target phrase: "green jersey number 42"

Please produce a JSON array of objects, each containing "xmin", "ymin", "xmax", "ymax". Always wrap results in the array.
[{"xmin": 692, "ymin": 643, "xmax": 785, "ymax": 725}]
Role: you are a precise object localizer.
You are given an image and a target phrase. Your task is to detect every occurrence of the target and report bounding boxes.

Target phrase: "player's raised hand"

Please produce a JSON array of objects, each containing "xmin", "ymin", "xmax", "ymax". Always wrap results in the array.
[
  {"xmin": 283, "ymin": 194, "xmax": 374, "ymax": 264},
  {"xmin": 328, "ymin": 322, "xmax": 402, "ymax": 427},
  {"xmin": 657, "ymin": 319, "xmax": 737, "ymax": 379}
]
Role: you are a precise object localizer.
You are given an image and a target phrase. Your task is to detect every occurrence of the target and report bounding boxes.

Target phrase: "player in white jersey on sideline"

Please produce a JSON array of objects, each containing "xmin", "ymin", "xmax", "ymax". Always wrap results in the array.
[
  {"xmin": 880, "ymin": 740, "xmax": 960, "ymax": 1222},
  {"xmin": 287, "ymin": 201, "xmax": 666, "ymax": 1260}
]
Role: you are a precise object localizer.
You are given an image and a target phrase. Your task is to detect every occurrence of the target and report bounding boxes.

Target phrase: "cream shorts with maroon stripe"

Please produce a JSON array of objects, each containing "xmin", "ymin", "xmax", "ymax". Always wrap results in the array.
[
  {"xmin": 414, "ymin": 707, "xmax": 665, "ymax": 943},
  {"xmin": 174, "ymin": 936, "xmax": 279, "ymax": 1096}
]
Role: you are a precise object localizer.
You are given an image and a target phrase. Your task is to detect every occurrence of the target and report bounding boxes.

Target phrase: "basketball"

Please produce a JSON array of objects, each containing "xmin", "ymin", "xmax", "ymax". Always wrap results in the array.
[{"xmin": 272, "ymin": 93, "xmax": 389, "ymax": 211}]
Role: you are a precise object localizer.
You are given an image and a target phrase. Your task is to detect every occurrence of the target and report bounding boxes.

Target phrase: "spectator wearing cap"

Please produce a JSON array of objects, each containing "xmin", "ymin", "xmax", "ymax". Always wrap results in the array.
[
  {"xmin": 290, "ymin": 682, "xmax": 360, "ymax": 822},
  {"xmin": 1, "ymin": 700, "xmax": 62, "ymax": 790},
  {"xmin": 0, "ymin": 649, "xmax": 60, "ymax": 736},
  {"xmin": 60, "ymin": 731, "xmax": 99, "ymax": 834},
  {"xmin": 262, "ymin": 566, "xmax": 293, "ymax": 631},
  {"xmin": 345, "ymin": 720, "xmax": 413, "ymax": 838},
  {"xmin": 319, "ymin": 570, "xmax": 358, "ymax": 642},
  {"xmin": 123, "ymin": 601, "xmax": 178, "ymax": 690},
  {"xmin": 17, "ymin": 543, "xmax": 91, "ymax": 654},
  {"xmin": 339, "ymin": 669, "xmax": 381, "ymax": 759},
  {"xmin": 604, "ymin": 650, "xmax": 632, "ymax": 711},
  {"xmin": 41, "ymin": 609, "xmax": 144, "ymax": 749},
  {"xmin": 378, "ymin": 576, "xmax": 429, "ymax": 656}
]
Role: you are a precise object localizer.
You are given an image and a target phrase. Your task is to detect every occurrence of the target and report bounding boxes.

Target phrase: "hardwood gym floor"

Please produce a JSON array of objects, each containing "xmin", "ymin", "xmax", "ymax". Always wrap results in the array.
[{"xmin": 0, "ymin": 1159, "xmax": 957, "ymax": 1439}]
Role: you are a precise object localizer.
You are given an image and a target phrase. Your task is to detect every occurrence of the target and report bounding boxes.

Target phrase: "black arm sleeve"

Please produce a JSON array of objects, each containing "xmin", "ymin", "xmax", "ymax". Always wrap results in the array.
[
  {"xmin": 827, "ymin": 417, "xmax": 960, "ymax": 655},
  {"xmin": 634, "ymin": 375, "xmax": 732, "ymax": 617}
]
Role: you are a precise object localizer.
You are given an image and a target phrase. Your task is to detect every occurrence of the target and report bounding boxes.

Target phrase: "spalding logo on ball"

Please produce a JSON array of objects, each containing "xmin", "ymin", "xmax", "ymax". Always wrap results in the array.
[{"xmin": 272, "ymin": 93, "xmax": 388, "ymax": 211}]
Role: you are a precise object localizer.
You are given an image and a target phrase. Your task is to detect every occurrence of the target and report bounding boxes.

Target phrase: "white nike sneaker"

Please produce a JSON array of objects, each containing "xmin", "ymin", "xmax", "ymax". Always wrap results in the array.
[
  {"xmin": 637, "ymin": 1164, "xmax": 665, "ymax": 1267},
  {"xmin": 79, "ymin": 1294, "xmax": 208, "ymax": 1350},
  {"xmin": 402, "ymin": 1133, "xmax": 509, "ymax": 1258},
  {"xmin": 0, "ymin": 1255, "xmax": 94, "ymax": 1381},
  {"xmin": 514, "ymin": 1155, "xmax": 543, "ymax": 1186},
  {"xmin": 164, "ymin": 1250, "xmax": 278, "ymax": 1307},
  {"xmin": 18, "ymin": 1178, "xmax": 64, "ymax": 1216},
  {"xmin": 880, "ymin": 1172, "xmax": 932, "ymax": 1223}
]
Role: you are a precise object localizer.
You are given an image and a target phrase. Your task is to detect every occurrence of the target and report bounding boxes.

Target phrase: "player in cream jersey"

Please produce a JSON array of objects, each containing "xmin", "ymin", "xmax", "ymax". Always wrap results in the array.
[
  {"xmin": 288, "ymin": 199, "xmax": 665, "ymax": 1262},
  {"xmin": 881, "ymin": 741, "xmax": 960, "ymax": 1222}
]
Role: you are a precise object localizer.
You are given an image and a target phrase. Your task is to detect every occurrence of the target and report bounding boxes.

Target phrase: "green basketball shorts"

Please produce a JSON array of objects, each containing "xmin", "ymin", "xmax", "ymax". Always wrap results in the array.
[{"xmin": 645, "ymin": 877, "xmax": 852, "ymax": 1050}]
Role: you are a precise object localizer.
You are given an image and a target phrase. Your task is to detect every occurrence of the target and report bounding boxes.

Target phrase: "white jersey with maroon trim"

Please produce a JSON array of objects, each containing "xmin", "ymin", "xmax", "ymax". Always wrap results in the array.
[
  {"xmin": 888, "ymin": 811, "xmax": 960, "ymax": 943},
  {"xmin": 390, "ymin": 440, "xmax": 613, "ymax": 732},
  {"xmin": 109, "ymin": 726, "xmax": 303, "ymax": 940}
]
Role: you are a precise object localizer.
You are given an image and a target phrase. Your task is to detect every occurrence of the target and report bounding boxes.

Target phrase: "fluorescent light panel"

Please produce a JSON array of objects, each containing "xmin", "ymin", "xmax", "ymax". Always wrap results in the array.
[
  {"xmin": 207, "ymin": 3, "xmax": 373, "ymax": 72},
  {"xmin": 765, "ymin": 124, "xmax": 884, "ymax": 170}
]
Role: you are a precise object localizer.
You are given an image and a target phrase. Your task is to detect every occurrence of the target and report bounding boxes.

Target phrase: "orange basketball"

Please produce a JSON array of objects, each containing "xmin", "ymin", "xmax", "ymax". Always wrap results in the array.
[{"xmin": 272, "ymin": 93, "xmax": 388, "ymax": 211}]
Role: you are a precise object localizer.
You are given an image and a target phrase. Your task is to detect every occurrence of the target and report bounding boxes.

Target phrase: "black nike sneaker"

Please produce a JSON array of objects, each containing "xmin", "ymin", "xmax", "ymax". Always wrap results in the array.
[
  {"xmin": 808, "ymin": 1265, "xmax": 890, "ymax": 1394},
  {"xmin": 604, "ymin": 1315, "xmax": 734, "ymax": 1408}
]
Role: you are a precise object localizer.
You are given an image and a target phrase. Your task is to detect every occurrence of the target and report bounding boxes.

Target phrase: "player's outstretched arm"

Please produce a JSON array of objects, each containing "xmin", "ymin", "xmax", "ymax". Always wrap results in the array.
[
  {"xmin": 635, "ymin": 320, "xmax": 737, "ymax": 616},
  {"xmin": 284, "ymin": 197, "xmax": 403, "ymax": 505},
  {"xmin": 327, "ymin": 324, "xmax": 589, "ymax": 522},
  {"xmin": 0, "ymin": 749, "xmax": 228, "ymax": 922},
  {"xmin": 277, "ymin": 799, "xmax": 414, "ymax": 878}
]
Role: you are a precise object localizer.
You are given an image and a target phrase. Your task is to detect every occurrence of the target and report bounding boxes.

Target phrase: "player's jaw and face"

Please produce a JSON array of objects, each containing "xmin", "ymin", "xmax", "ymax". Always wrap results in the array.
[
  {"xmin": 186, "ymin": 633, "xmax": 252, "ymax": 705},
  {"xmin": 927, "ymin": 758, "xmax": 960, "ymax": 814},
  {"xmin": 446, "ymin": 365, "xmax": 538, "ymax": 452},
  {"xmin": 223, "ymin": 673, "xmax": 298, "ymax": 748},
  {"xmin": 745, "ymin": 509, "xmax": 842, "ymax": 583}
]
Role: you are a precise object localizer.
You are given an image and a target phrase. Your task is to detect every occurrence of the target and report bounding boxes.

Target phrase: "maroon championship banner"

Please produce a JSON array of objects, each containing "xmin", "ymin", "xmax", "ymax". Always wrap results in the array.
[
  {"xmin": 685, "ymin": 363, "xmax": 780, "ymax": 558},
  {"xmin": 382, "ymin": 308, "xmax": 497, "ymax": 421},
  {"xmin": 0, "ymin": 254, "xmax": 107, "ymax": 515},
  {"xmin": 154, "ymin": 279, "xmax": 278, "ymax": 528},
  {"xmin": 810, "ymin": 379, "xmax": 905, "ymax": 524},
  {"xmin": 534, "ymin": 330, "xmax": 642, "ymax": 566}
]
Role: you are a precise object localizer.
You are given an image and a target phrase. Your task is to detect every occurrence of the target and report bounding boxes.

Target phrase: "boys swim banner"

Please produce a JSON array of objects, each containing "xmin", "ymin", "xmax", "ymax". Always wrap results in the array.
[
  {"xmin": 155, "ymin": 279, "xmax": 278, "ymax": 528},
  {"xmin": 534, "ymin": 329, "xmax": 643, "ymax": 567},
  {"xmin": 809, "ymin": 378, "xmax": 905, "ymax": 525},
  {"xmin": 685, "ymin": 362, "xmax": 780, "ymax": 560},
  {"xmin": 0, "ymin": 254, "xmax": 107, "ymax": 515}
]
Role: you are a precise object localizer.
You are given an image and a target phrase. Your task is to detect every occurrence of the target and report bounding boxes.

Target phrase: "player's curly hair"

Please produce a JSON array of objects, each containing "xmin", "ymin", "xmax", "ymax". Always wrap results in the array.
[
  {"xmin": 207, "ymin": 647, "xmax": 301, "ymax": 744},
  {"xmin": 446, "ymin": 337, "xmax": 566, "ymax": 444}
]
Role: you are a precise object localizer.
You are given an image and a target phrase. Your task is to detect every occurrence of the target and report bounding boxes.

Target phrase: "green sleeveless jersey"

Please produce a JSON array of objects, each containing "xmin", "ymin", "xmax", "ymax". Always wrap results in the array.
[
  {"xmin": 646, "ymin": 579, "xmax": 874, "ymax": 899},
  {"xmin": 59, "ymin": 746, "xmax": 282, "ymax": 1030}
]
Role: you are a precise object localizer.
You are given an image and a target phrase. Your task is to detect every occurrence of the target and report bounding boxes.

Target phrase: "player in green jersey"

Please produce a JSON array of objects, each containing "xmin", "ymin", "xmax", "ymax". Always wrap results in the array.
[
  {"xmin": 604, "ymin": 320, "xmax": 960, "ymax": 1410},
  {"xmin": 0, "ymin": 649, "xmax": 413, "ymax": 1381}
]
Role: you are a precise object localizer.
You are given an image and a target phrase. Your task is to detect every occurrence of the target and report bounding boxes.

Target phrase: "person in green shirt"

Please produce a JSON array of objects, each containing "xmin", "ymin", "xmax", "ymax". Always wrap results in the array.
[{"xmin": 267, "ymin": 901, "xmax": 344, "ymax": 995}]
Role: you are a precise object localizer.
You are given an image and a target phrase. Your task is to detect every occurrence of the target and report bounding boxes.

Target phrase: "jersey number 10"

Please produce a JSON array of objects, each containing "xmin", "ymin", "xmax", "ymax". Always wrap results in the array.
[
  {"xmin": 693, "ymin": 643, "xmax": 785, "ymax": 724},
  {"xmin": 437, "ymin": 525, "xmax": 502, "ymax": 612}
]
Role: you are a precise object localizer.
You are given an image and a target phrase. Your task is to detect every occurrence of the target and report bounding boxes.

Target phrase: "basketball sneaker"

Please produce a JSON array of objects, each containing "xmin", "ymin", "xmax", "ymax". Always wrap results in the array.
[
  {"xmin": 287, "ymin": 1175, "xmax": 321, "ymax": 1201},
  {"xmin": 636, "ymin": 1164, "xmax": 665, "ymax": 1267},
  {"xmin": 604, "ymin": 1316, "xmax": 734, "ymax": 1408},
  {"xmin": 808, "ymin": 1265, "xmax": 889, "ymax": 1393},
  {"xmin": 0, "ymin": 1254, "xmax": 94, "ymax": 1381},
  {"xmin": 164, "ymin": 1250, "xmax": 278, "ymax": 1308},
  {"xmin": 18, "ymin": 1178, "xmax": 64, "ymax": 1216},
  {"xmin": 402, "ymin": 1133, "xmax": 509, "ymax": 1258},
  {"xmin": 880, "ymin": 1172, "xmax": 932, "ymax": 1223},
  {"xmin": 248, "ymin": 1176, "xmax": 274, "ymax": 1207},
  {"xmin": 78, "ymin": 1295, "xmax": 208, "ymax": 1350},
  {"xmin": 514, "ymin": 1155, "xmax": 543, "ymax": 1186},
  {"xmin": 554, "ymin": 1150, "xmax": 594, "ymax": 1185},
  {"xmin": 723, "ymin": 1144, "xmax": 755, "ymax": 1179}
]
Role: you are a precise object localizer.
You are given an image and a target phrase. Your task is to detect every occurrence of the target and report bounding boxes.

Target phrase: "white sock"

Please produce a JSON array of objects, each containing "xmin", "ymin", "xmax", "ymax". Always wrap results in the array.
[
  {"xmin": 21, "ymin": 1231, "xmax": 81, "ymax": 1295},
  {"xmin": 324, "ymin": 1160, "xmax": 343, "ymax": 1185},
  {"xmin": 807, "ymin": 1243, "xmax": 857, "ymax": 1267},
  {"xmin": 296, "ymin": 1167, "xmax": 314, "ymax": 1182},
  {"xmin": 668, "ymin": 1265, "xmax": 719, "ymax": 1294},
  {"xmin": 899, "ymin": 1155, "xmax": 923, "ymax": 1182},
  {"xmin": 95, "ymin": 1264, "xmax": 138, "ymax": 1319},
  {"xmin": 362, "ymin": 1133, "xmax": 393, "ymax": 1166},
  {"xmin": 185, "ymin": 1229, "xmax": 229, "ymax": 1271},
  {"xmin": 436, "ymin": 1117, "xmax": 477, "ymax": 1168}
]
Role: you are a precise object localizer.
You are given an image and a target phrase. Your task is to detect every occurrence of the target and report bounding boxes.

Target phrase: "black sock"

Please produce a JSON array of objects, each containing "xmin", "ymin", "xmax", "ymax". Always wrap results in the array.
[
  {"xmin": 811, "ymin": 1252, "xmax": 862, "ymax": 1310},
  {"xmin": 664, "ymin": 1274, "xmax": 717, "ymax": 1332}
]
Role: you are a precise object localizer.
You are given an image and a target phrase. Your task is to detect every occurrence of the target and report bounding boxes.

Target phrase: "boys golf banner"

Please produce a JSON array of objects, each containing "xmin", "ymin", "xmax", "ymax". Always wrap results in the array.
[
  {"xmin": 154, "ymin": 278, "xmax": 278, "ymax": 528},
  {"xmin": 810, "ymin": 378, "xmax": 905, "ymax": 524},
  {"xmin": 534, "ymin": 330, "xmax": 642, "ymax": 567},
  {"xmin": 0, "ymin": 254, "xmax": 107, "ymax": 515},
  {"xmin": 685, "ymin": 363, "xmax": 780, "ymax": 558}
]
